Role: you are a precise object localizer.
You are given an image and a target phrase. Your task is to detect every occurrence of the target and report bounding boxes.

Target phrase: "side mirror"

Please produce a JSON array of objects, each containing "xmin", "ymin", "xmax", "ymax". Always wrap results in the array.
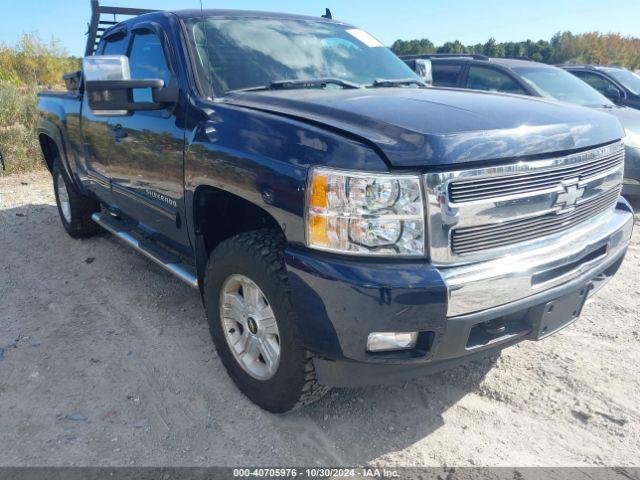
[
  {"xmin": 604, "ymin": 86, "xmax": 622, "ymax": 104},
  {"xmin": 414, "ymin": 59, "xmax": 433, "ymax": 86},
  {"xmin": 83, "ymin": 55, "xmax": 178, "ymax": 115},
  {"xmin": 63, "ymin": 70, "xmax": 82, "ymax": 93}
]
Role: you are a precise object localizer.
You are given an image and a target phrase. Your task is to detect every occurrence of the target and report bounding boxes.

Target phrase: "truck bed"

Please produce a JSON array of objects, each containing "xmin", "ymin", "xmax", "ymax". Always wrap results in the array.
[{"xmin": 37, "ymin": 89, "xmax": 83, "ymax": 180}]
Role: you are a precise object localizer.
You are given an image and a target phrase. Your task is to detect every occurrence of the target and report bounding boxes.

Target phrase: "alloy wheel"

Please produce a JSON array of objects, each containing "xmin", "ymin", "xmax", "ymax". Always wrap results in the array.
[
  {"xmin": 219, "ymin": 274, "xmax": 281, "ymax": 380},
  {"xmin": 56, "ymin": 173, "xmax": 71, "ymax": 223}
]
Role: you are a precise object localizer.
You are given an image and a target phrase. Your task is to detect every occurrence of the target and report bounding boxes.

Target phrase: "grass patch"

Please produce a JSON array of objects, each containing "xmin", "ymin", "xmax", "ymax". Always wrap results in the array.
[
  {"xmin": 0, "ymin": 82, "xmax": 42, "ymax": 175},
  {"xmin": 0, "ymin": 34, "xmax": 79, "ymax": 176}
]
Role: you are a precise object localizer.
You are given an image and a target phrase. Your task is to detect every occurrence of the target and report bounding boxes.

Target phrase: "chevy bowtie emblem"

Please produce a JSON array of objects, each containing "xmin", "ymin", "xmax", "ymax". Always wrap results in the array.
[{"xmin": 554, "ymin": 179, "xmax": 584, "ymax": 213}]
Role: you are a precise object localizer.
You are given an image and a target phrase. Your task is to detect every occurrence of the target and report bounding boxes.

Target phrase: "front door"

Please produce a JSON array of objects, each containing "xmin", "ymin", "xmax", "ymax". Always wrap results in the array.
[
  {"xmin": 80, "ymin": 30, "xmax": 131, "ymax": 204},
  {"xmin": 572, "ymin": 71, "xmax": 626, "ymax": 106},
  {"xmin": 105, "ymin": 27, "xmax": 189, "ymax": 253},
  {"xmin": 464, "ymin": 65, "xmax": 529, "ymax": 95}
]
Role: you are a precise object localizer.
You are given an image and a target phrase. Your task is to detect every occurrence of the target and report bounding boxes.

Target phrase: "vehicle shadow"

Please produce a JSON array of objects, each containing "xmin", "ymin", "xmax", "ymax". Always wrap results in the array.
[
  {"xmin": 1, "ymin": 201, "xmax": 497, "ymax": 467},
  {"xmin": 625, "ymin": 195, "xmax": 640, "ymax": 212},
  {"xmin": 281, "ymin": 355, "xmax": 497, "ymax": 465}
]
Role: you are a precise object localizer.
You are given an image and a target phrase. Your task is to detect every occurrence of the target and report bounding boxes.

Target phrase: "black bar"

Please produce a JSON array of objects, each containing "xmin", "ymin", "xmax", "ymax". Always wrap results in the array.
[
  {"xmin": 84, "ymin": 0, "xmax": 101, "ymax": 57},
  {"xmin": 88, "ymin": 79, "xmax": 165, "ymax": 89},
  {"xmin": 84, "ymin": 1, "xmax": 160, "ymax": 57},
  {"xmin": 98, "ymin": 5, "xmax": 157, "ymax": 15},
  {"xmin": 0, "ymin": 467, "xmax": 638, "ymax": 480},
  {"xmin": 401, "ymin": 53, "xmax": 490, "ymax": 61}
]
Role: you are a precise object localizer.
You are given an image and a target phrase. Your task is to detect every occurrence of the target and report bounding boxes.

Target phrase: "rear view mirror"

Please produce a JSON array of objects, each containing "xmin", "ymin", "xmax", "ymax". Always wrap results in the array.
[
  {"xmin": 414, "ymin": 59, "xmax": 433, "ymax": 86},
  {"xmin": 83, "ymin": 55, "xmax": 177, "ymax": 115}
]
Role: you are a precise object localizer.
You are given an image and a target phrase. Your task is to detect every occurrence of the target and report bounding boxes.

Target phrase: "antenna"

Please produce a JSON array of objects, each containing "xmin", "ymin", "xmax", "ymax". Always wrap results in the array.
[{"xmin": 322, "ymin": 8, "xmax": 332, "ymax": 19}]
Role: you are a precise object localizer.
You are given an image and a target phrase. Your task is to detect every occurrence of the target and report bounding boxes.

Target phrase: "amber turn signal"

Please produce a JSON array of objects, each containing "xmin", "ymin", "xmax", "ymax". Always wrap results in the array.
[
  {"xmin": 308, "ymin": 214, "xmax": 329, "ymax": 247},
  {"xmin": 310, "ymin": 173, "xmax": 328, "ymax": 209}
]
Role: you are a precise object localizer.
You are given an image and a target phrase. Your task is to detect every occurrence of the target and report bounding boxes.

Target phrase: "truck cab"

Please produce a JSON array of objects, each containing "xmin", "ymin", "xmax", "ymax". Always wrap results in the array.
[{"xmin": 37, "ymin": 4, "xmax": 634, "ymax": 412}]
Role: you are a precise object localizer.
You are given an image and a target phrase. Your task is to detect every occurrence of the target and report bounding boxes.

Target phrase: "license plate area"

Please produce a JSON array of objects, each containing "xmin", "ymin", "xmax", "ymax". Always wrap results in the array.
[{"xmin": 527, "ymin": 287, "xmax": 590, "ymax": 340}]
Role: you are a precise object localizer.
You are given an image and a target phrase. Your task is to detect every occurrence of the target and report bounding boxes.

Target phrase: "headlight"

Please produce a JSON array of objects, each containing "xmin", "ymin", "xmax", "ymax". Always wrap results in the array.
[
  {"xmin": 306, "ymin": 167, "xmax": 425, "ymax": 256},
  {"xmin": 624, "ymin": 128, "xmax": 640, "ymax": 149}
]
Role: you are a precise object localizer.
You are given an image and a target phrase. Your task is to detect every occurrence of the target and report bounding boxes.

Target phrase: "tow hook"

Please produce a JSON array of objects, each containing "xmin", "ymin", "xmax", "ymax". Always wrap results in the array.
[{"xmin": 481, "ymin": 318, "xmax": 507, "ymax": 335}]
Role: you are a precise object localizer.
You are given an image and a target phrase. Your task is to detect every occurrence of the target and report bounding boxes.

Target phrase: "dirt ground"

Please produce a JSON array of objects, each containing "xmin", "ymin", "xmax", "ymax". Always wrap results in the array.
[{"xmin": 1, "ymin": 170, "xmax": 639, "ymax": 467}]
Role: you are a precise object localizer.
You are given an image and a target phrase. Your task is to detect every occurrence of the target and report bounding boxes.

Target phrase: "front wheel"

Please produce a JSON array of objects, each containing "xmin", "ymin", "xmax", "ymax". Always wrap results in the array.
[{"xmin": 204, "ymin": 230, "xmax": 329, "ymax": 412}]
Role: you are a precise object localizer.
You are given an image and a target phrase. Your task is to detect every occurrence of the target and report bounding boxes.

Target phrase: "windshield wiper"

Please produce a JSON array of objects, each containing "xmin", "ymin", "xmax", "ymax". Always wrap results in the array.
[
  {"xmin": 227, "ymin": 85, "xmax": 272, "ymax": 93},
  {"xmin": 227, "ymin": 78, "xmax": 361, "ymax": 94},
  {"xmin": 270, "ymin": 78, "xmax": 361, "ymax": 90},
  {"xmin": 369, "ymin": 78, "xmax": 426, "ymax": 88}
]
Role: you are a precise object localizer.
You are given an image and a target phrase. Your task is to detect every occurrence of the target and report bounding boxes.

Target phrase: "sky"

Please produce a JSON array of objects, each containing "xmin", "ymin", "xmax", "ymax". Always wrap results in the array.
[{"xmin": 2, "ymin": 0, "xmax": 640, "ymax": 57}]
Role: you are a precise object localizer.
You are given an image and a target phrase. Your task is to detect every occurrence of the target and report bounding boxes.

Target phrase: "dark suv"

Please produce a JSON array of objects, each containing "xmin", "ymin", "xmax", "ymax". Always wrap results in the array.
[
  {"xmin": 400, "ymin": 55, "xmax": 640, "ymax": 196},
  {"xmin": 562, "ymin": 65, "xmax": 640, "ymax": 111}
]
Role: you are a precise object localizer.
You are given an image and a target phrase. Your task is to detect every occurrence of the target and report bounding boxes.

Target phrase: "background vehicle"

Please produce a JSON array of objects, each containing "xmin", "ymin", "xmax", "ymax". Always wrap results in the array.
[
  {"xmin": 562, "ymin": 65, "xmax": 640, "ymax": 110},
  {"xmin": 37, "ymin": 3, "xmax": 633, "ymax": 412},
  {"xmin": 401, "ymin": 54, "xmax": 640, "ymax": 196}
]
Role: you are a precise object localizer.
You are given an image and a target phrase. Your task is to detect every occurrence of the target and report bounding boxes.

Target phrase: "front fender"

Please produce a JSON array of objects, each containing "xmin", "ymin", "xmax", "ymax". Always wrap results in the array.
[{"xmin": 184, "ymin": 102, "xmax": 389, "ymax": 247}]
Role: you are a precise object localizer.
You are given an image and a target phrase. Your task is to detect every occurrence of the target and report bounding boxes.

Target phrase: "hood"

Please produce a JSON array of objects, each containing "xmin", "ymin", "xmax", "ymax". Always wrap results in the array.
[{"xmin": 222, "ymin": 88, "xmax": 624, "ymax": 168}]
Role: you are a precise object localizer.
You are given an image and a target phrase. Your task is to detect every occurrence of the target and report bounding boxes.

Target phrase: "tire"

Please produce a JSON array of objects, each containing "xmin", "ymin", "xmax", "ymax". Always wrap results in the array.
[
  {"xmin": 52, "ymin": 158, "xmax": 101, "ymax": 238},
  {"xmin": 204, "ymin": 230, "xmax": 329, "ymax": 413}
]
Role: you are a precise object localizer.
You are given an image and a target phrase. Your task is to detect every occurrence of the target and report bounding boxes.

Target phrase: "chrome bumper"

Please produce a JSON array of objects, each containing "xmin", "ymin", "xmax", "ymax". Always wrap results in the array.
[{"xmin": 441, "ymin": 199, "xmax": 633, "ymax": 317}]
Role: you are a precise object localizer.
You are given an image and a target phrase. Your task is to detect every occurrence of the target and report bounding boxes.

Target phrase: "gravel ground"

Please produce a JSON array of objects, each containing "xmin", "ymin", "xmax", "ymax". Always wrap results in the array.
[{"xmin": 1, "ymin": 170, "xmax": 639, "ymax": 467}]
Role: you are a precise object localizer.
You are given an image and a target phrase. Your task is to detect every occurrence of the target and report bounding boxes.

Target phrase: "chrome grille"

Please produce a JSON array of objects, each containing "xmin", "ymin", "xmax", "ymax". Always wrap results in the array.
[
  {"xmin": 449, "ymin": 148, "xmax": 624, "ymax": 203},
  {"xmin": 424, "ymin": 141, "xmax": 625, "ymax": 265},
  {"xmin": 451, "ymin": 186, "xmax": 621, "ymax": 255}
]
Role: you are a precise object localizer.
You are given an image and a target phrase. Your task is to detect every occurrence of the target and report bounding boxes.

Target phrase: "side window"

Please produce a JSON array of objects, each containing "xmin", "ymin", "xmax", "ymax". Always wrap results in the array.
[
  {"xmin": 573, "ymin": 71, "xmax": 618, "ymax": 95},
  {"xmin": 128, "ymin": 30, "xmax": 171, "ymax": 83},
  {"xmin": 102, "ymin": 32, "xmax": 128, "ymax": 55},
  {"xmin": 432, "ymin": 64, "xmax": 463, "ymax": 87},
  {"xmin": 466, "ymin": 66, "xmax": 527, "ymax": 95}
]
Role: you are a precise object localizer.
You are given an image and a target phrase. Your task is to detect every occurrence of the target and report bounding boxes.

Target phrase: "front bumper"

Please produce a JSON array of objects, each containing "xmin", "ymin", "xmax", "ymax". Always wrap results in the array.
[{"xmin": 285, "ymin": 198, "xmax": 633, "ymax": 387}]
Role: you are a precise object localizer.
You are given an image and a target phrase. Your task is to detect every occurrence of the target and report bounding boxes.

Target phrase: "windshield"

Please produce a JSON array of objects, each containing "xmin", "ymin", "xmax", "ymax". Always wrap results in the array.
[
  {"xmin": 600, "ymin": 67, "xmax": 640, "ymax": 95},
  {"xmin": 512, "ymin": 65, "xmax": 613, "ymax": 107},
  {"xmin": 185, "ymin": 17, "xmax": 418, "ymax": 96}
]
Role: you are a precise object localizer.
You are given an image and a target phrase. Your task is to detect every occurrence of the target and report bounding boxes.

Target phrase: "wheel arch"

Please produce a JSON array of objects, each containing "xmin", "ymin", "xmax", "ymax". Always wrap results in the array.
[
  {"xmin": 38, "ymin": 132, "xmax": 60, "ymax": 173},
  {"xmin": 191, "ymin": 185, "xmax": 285, "ymax": 290},
  {"xmin": 37, "ymin": 118, "xmax": 74, "ymax": 182}
]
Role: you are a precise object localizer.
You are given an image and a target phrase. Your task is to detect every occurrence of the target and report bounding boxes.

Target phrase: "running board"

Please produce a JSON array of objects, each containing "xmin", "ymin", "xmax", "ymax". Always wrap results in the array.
[{"xmin": 91, "ymin": 213, "xmax": 199, "ymax": 289}]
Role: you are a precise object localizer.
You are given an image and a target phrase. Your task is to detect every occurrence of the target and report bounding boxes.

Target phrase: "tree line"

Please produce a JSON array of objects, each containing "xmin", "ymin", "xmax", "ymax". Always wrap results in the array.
[
  {"xmin": 391, "ymin": 32, "xmax": 640, "ymax": 70},
  {"xmin": 0, "ymin": 33, "xmax": 80, "ymax": 87},
  {"xmin": 0, "ymin": 34, "xmax": 81, "ymax": 175}
]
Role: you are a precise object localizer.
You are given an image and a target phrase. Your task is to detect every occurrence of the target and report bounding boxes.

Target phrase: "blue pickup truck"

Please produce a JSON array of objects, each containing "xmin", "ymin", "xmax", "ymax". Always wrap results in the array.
[{"xmin": 37, "ymin": 3, "xmax": 634, "ymax": 412}]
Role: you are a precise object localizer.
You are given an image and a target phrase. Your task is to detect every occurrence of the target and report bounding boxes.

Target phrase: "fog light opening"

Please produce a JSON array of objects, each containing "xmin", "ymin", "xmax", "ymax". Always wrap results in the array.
[
  {"xmin": 367, "ymin": 332, "xmax": 418, "ymax": 353},
  {"xmin": 481, "ymin": 318, "xmax": 507, "ymax": 335}
]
